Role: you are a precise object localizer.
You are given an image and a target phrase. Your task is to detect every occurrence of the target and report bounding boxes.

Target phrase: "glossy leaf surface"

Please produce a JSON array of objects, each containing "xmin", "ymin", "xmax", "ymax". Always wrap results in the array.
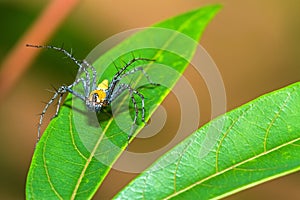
[{"xmin": 114, "ymin": 82, "xmax": 300, "ymax": 199}]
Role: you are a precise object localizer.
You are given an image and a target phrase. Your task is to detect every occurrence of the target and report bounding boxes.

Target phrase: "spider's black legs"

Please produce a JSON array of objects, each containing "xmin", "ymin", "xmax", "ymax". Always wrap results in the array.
[
  {"xmin": 112, "ymin": 57, "xmax": 155, "ymax": 80},
  {"xmin": 28, "ymin": 43, "xmax": 159, "ymax": 147},
  {"xmin": 119, "ymin": 66, "xmax": 160, "ymax": 87},
  {"xmin": 107, "ymin": 57, "xmax": 160, "ymax": 143},
  {"xmin": 132, "ymin": 90, "xmax": 145, "ymax": 123},
  {"xmin": 26, "ymin": 44, "xmax": 83, "ymax": 70},
  {"xmin": 26, "ymin": 44, "xmax": 93, "ymax": 98},
  {"xmin": 82, "ymin": 60, "xmax": 97, "ymax": 92},
  {"xmin": 38, "ymin": 86, "xmax": 67, "ymax": 142},
  {"xmin": 109, "ymin": 83, "xmax": 145, "ymax": 123},
  {"xmin": 37, "ymin": 81, "xmax": 86, "ymax": 143},
  {"xmin": 26, "ymin": 44, "xmax": 95, "ymax": 143},
  {"xmin": 108, "ymin": 57, "xmax": 156, "ymax": 95},
  {"xmin": 128, "ymin": 89, "xmax": 140, "ymax": 142},
  {"xmin": 128, "ymin": 89, "xmax": 146, "ymax": 142},
  {"xmin": 110, "ymin": 83, "xmax": 146, "ymax": 141}
]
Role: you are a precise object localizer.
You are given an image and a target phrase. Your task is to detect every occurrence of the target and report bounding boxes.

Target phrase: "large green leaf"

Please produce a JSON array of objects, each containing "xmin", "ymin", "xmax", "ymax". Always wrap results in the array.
[
  {"xmin": 114, "ymin": 82, "xmax": 300, "ymax": 199},
  {"xmin": 26, "ymin": 5, "xmax": 221, "ymax": 199}
]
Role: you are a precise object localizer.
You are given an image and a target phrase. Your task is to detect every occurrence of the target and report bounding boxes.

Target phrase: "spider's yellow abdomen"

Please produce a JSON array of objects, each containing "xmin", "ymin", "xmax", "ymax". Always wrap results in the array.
[{"xmin": 97, "ymin": 79, "xmax": 108, "ymax": 90}]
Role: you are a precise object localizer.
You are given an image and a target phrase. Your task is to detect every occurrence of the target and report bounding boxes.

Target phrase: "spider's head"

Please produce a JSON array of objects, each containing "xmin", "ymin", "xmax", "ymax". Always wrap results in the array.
[
  {"xmin": 86, "ymin": 79, "xmax": 109, "ymax": 112},
  {"xmin": 89, "ymin": 90, "xmax": 106, "ymax": 103}
]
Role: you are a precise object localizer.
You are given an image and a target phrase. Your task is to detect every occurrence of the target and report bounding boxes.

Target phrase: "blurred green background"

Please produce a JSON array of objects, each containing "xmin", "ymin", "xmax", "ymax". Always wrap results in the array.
[{"xmin": 0, "ymin": 0, "xmax": 299, "ymax": 199}]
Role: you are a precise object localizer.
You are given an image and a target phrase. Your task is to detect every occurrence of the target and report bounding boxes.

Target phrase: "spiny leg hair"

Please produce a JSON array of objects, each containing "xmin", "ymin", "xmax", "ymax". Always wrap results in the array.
[
  {"xmin": 28, "ymin": 43, "xmax": 159, "ymax": 144},
  {"xmin": 27, "ymin": 44, "xmax": 93, "ymax": 142}
]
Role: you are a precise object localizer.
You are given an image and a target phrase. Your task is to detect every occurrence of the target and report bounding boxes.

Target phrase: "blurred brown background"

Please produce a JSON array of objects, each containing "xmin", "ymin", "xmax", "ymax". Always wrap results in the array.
[{"xmin": 0, "ymin": 0, "xmax": 299, "ymax": 199}]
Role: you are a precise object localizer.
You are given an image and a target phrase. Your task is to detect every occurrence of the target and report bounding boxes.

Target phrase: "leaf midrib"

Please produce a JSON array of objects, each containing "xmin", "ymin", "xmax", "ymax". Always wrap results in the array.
[
  {"xmin": 164, "ymin": 135, "xmax": 300, "ymax": 199},
  {"xmin": 70, "ymin": 115, "xmax": 113, "ymax": 199},
  {"xmin": 66, "ymin": 9, "xmax": 210, "ymax": 199},
  {"xmin": 163, "ymin": 85, "xmax": 298, "ymax": 200}
]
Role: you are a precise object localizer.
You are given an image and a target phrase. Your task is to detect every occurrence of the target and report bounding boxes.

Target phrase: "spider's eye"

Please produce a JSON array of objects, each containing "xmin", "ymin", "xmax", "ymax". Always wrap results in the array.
[{"xmin": 92, "ymin": 93, "xmax": 99, "ymax": 102}]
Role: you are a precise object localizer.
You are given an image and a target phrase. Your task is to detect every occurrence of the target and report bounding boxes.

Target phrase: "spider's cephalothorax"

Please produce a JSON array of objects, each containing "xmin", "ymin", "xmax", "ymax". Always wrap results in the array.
[
  {"xmin": 86, "ymin": 79, "xmax": 109, "ymax": 111},
  {"xmin": 27, "ymin": 44, "xmax": 159, "ymax": 143}
]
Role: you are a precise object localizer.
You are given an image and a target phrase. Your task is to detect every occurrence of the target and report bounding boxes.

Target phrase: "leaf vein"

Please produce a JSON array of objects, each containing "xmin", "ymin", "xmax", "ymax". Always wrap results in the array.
[
  {"xmin": 173, "ymin": 139, "xmax": 193, "ymax": 192},
  {"xmin": 43, "ymin": 129, "xmax": 63, "ymax": 200},
  {"xmin": 164, "ymin": 135, "xmax": 300, "ymax": 199},
  {"xmin": 263, "ymin": 91, "xmax": 292, "ymax": 151},
  {"xmin": 69, "ymin": 111, "xmax": 88, "ymax": 160},
  {"xmin": 215, "ymin": 106, "xmax": 252, "ymax": 172}
]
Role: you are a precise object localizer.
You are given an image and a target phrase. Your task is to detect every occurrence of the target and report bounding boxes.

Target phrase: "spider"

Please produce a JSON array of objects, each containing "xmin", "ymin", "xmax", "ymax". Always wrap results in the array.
[{"xmin": 26, "ymin": 44, "xmax": 159, "ymax": 143}]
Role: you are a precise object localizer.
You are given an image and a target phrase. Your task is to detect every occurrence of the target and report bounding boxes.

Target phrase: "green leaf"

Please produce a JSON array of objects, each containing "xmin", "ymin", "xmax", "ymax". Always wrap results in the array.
[
  {"xmin": 26, "ymin": 5, "xmax": 221, "ymax": 199},
  {"xmin": 114, "ymin": 82, "xmax": 300, "ymax": 199}
]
